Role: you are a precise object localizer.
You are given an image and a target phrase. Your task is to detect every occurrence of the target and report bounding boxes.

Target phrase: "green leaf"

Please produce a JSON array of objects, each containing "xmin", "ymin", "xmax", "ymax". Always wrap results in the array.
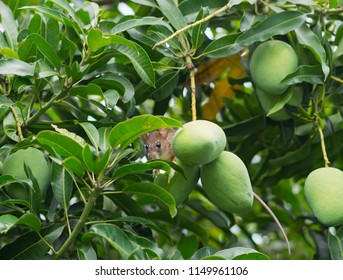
[
  {"xmin": 130, "ymin": 25, "xmax": 181, "ymax": 53},
  {"xmin": 24, "ymin": 163, "xmax": 42, "ymax": 215},
  {"xmin": 223, "ymin": 115, "xmax": 266, "ymax": 137},
  {"xmin": 328, "ymin": 227, "xmax": 343, "ymax": 260},
  {"xmin": 77, "ymin": 243, "xmax": 97, "ymax": 260},
  {"xmin": 191, "ymin": 7, "xmax": 210, "ymax": 50},
  {"xmin": 0, "ymin": 47, "xmax": 19, "ymax": 59},
  {"xmin": 92, "ymin": 74, "xmax": 135, "ymax": 103},
  {"xmin": 215, "ymin": 247, "xmax": 270, "ymax": 260},
  {"xmin": 0, "ymin": 96, "xmax": 13, "ymax": 121},
  {"xmin": 104, "ymin": 89, "xmax": 120, "ymax": 107},
  {"xmin": 113, "ymin": 216, "xmax": 172, "ymax": 243},
  {"xmin": 106, "ymin": 193, "xmax": 146, "ymax": 217},
  {"xmin": 113, "ymin": 161, "xmax": 173, "ymax": 179},
  {"xmin": 37, "ymin": 130, "xmax": 84, "ymax": 160},
  {"xmin": 82, "ymin": 144, "xmax": 111, "ymax": 174},
  {"xmin": 0, "ymin": 214, "xmax": 18, "ymax": 234},
  {"xmin": 22, "ymin": 5, "xmax": 64, "ymax": 23},
  {"xmin": 52, "ymin": 124, "xmax": 87, "ymax": 145},
  {"xmin": 111, "ymin": 16, "xmax": 173, "ymax": 34},
  {"xmin": 0, "ymin": 225, "xmax": 64, "ymax": 260},
  {"xmin": 282, "ymin": 65, "xmax": 324, "ymax": 85},
  {"xmin": 187, "ymin": 200, "xmax": 232, "ymax": 232},
  {"xmin": 156, "ymin": 0, "xmax": 188, "ymax": 31},
  {"xmin": 333, "ymin": 33, "xmax": 343, "ymax": 62},
  {"xmin": 152, "ymin": 71, "xmax": 180, "ymax": 101},
  {"xmin": 203, "ymin": 33, "xmax": 243, "ymax": 58},
  {"xmin": 267, "ymin": 87, "xmax": 293, "ymax": 116},
  {"xmin": 77, "ymin": 122, "xmax": 100, "ymax": 150},
  {"xmin": 0, "ymin": 58, "xmax": 34, "ymax": 76},
  {"xmin": 0, "ymin": 1, "xmax": 18, "ymax": 50},
  {"xmin": 16, "ymin": 213, "xmax": 41, "ymax": 232},
  {"xmin": 109, "ymin": 35, "xmax": 155, "ymax": 86},
  {"xmin": 269, "ymin": 139, "xmax": 312, "ymax": 168},
  {"xmin": 295, "ymin": 24, "xmax": 330, "ymax": 79},
  {"xmin": 230, "ymin": 0, "xmax": 257, "ymax": 6},
  {"xmin": 82, "ymin": 223, "xmax": 137, "ymax": 259},
  {"xmin": 236, "ymin": 11, "xmax": 306, "ymax": 46},
  {"xmin": 63, "ymin": 156, "xmax": 85, "ymax": 177},
  {"xmin": 109, "ymin": 114, "xmax": 182, "ymax": 150},
  {"xmin": 126, "ymin": 231, "xmax": 165, "ymax": 260},
  {"xmin": 98, "ymin": 127, "xmax": 112, "ymax": 151},
  {"xmin": 48, "ymin": 0, "xmax": 83, "ymax": 33},
  {"xmin": 3, "ymin": 105, "xmax": 23, "ymax": 142},
  {"xmin": 51, "ymin": 162, "xmax": 73, "ymax": 211},
  {"xmin": 329, "ymin": 0, "xmax": 339, "ymax": 8},
  {"xmin": 87, "ymin": 28, "xmax": 111, "ymax": 52},
  {"xmin": 35, "ymin": 59, "xmax": 59, "ymax": 79},
  {"xmin": 22, "ymin": 5, "xmax": 80, "ymax": 35},
  {"xmin": 69, "ymin": 83, "xmax": 103, "ymax": 97},
  {"xmin": 190, "ymin": 246, "xmax": 217, "ymax": 260},
  {"xmin": 18, "ymin": 33, "xmax": 61, "ymax": 69},
  {"xmin": 123, "ymin": 183, "xmax": 177, "ymax": 218}
]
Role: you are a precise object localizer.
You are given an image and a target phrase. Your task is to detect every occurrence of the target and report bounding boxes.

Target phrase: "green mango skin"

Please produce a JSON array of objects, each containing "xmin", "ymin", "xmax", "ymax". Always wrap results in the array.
[
  {"xmin": 201, "ymin": 151, "xmax": 253, "ymax": 213},
  {"xmin": 154, "ymin": 162, "xmax": 200, "ymax": 207},
  {"xmin": 2, "ymin": 147, "xmax": 51, "ymax": 201},
  {"xmin": 250, "ymin": 40, "xmax": 298, "ymax": 95},
  {"xmin": 173, "ymin": 120, "xmax": 227, "ymax": 165},
  {"xmin": 304, "ymin": 167, "xmax": 343, "ymax": 227}
]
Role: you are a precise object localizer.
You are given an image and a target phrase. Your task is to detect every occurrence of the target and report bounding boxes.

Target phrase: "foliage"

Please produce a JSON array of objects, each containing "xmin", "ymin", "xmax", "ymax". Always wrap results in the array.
[{"xmin": 0, "ymin": 0, "xmax": 343, "ymax": 260}]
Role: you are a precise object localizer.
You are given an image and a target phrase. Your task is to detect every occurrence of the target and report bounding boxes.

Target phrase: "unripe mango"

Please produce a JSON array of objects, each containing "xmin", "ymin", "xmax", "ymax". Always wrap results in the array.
[
  {"xmin": 154, "ymin": 161, "xmax": 200, "ymax": 207},
  {"xmin": 201, "ymin": 151, "xmax": 253, "ymax": 213},
  {"xmin": 250, "ymin": 40, "xmax": 298, "ymax": 95},
  {"xmin": 304, "ymin": 167, "xmax": 343, "ymax": 226},
  {"xmin": 173, "ymin": 120, "xmax": 226, "ymax": 165},
  {"xmin": 2, "ymin": 147, "xmax": 51, "ymax": 200}
]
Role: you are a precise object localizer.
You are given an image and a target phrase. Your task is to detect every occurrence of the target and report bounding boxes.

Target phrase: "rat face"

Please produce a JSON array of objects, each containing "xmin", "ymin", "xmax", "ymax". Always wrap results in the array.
[
  {"xmin": 144, "ymin": 136, "xmax": 163, "ymax": 160},
  {"xmin": 141, "ymin": 128, "xmax": 176, "ymax": 161}
]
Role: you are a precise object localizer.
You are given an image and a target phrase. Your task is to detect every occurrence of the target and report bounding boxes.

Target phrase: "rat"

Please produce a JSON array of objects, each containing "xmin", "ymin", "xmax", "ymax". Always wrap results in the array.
[{"xmin": 141, "ymin": 128, "xmax": 177, "ymax": 162}]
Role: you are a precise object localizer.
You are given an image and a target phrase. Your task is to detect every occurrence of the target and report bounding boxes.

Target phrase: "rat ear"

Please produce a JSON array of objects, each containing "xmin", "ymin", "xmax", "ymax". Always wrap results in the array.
[
  {"xmin": 159, "ymin": 128, "xmax": 169, "ymax": 139},
  {"xmin": 140, "ymin": 133, "xmax": 149, "ymax": 143}
]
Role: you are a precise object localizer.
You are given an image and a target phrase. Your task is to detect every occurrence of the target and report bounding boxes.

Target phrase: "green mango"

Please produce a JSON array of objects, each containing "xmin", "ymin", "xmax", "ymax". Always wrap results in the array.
[
  {"xmin": 250, "ymin": 40, "xmax": 298, "ymax": 95},
  {"xmin": 304, "ymin": 167, "xmax": 343, "ymax": 226},
  {"xmin": 154, "ymin": 161, "xmax": 200, "ymax": 207},
  {"xmin": 201, "ymin": 151, "xmax": 253, "ymax": 213},
  {"xmin": 2, "ymin": 147, "xmax": 51, "ymax": 200},
  {"xmin": 173, "ymin": 120, "xmax": 226, "ymax": 165}
]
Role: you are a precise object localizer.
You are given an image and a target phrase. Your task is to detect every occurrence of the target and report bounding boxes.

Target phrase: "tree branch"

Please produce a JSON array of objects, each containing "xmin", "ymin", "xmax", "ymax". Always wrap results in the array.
[{"xmin": 153, "ymin": 0, "xmax": 233, "ymax": 49}]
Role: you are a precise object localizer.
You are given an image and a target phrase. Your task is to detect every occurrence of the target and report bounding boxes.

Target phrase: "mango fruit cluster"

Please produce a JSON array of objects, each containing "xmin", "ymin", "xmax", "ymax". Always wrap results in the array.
[{"xmin": 156, "ymin": 120, "xmax": 253, "ymax": 213}]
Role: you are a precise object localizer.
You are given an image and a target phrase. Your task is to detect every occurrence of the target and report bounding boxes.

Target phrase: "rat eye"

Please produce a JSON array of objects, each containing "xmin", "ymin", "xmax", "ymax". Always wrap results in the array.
[{"xmin": 156, "ymin": 142, "xmax": 161, "ymax": 149}]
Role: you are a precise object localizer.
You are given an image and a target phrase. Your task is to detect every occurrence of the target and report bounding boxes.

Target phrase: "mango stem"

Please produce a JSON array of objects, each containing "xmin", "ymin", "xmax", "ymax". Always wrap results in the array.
[
  {"xmin": 317, "ymin": 125, "xmax": 330, "ymax": 167},
  {"xmin": 253, "ymin": 192, "xmax": 291, "ymax": 255}
]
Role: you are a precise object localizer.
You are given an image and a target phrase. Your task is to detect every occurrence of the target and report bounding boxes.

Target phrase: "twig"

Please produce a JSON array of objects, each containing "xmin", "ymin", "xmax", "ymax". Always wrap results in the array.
[
  {"xmin": 54, "ymin": 188, "xmax": 101, "ymax": 259},
  {"xmin": 331, "ymin": 75, "xmax": 343, "ymax": 84},
  {"xmin": 317, "ymin": 124, "xmax": 330, "ymax": 167},
  {"xmin": 186, "ymin": 55, "xmax": 197, "ymax": 121},
  {"xmin": 153, "ymin": 0, "xmax": 233, "ymax": 49},
  {"xmin": 253, "ymin": 192, "xmax": 291, "ymax": 255},
  {"xmin": 9, "ymin": 106, "xmax": 24, "ymax": 141}
]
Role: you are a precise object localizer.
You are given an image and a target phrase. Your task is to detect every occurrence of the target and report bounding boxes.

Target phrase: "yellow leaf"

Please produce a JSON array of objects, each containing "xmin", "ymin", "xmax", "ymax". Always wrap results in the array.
[
  {"xmin": 202, "ymin": 79, "xmax": 235, "ymax": 120},
  {"xmin": 195, "ymin": 54, "xmax": 246, "ymax": 84},
  {"xmin": 200, "ymin": 54, "xmax": 247, "ymax": 120}
]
